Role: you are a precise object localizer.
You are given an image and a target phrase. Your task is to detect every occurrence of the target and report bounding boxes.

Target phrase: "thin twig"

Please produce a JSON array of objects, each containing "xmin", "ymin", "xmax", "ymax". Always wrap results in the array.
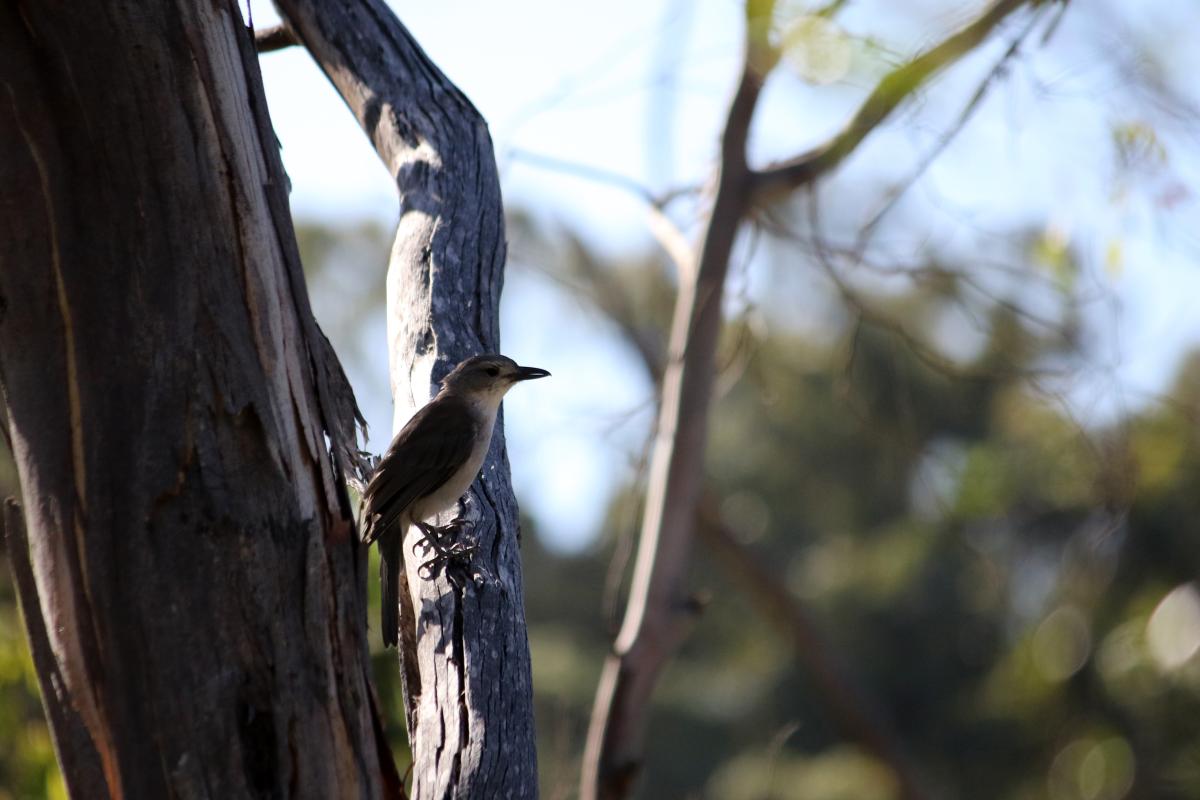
[
  {"xmin": 507, "ymin": 148, "xmax": 698, "ymax": 280},
  {"xmin": 855, "ymin": 8, "xmax": 1047, "ymax": 246},
  {"xmin": 601, "ymin": 444, "xmax": 654, "ymax": 632},
  {"xmin": 814, "ymin": 0, "xmax": 853, "ymax": 19},
  {"xmin": 752, "ymin": 0, "xmax": 1035, "ymax": 199},
  {"xmin": 803, "ymin": 190, "xmax": 1050, "ymax": 382},
  {"xmin": 254, "ymin": 23, "xmax": 300, "ymax": 53}
]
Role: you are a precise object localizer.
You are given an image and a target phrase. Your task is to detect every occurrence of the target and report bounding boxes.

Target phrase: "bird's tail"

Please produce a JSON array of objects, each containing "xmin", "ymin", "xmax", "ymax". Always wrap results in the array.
[{"xmin": 379, "ymin": 531, "xmax": 400, "ymax": 648}]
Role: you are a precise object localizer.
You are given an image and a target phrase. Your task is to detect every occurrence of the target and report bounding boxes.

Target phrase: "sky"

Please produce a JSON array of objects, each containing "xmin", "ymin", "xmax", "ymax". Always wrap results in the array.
[{"xmin": 248, "ymin": 0, "xmax": 1200, "ymax": 551}]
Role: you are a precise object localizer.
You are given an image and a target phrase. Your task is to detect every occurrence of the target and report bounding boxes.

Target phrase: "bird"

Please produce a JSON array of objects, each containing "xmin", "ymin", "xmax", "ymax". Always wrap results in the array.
[{"xmin": 361, "ymin": 354, "xmax": 550, "ymax": 648}]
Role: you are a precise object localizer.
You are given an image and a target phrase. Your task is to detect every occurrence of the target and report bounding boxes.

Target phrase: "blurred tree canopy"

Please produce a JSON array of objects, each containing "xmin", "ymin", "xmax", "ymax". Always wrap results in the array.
[{"xmin": 508, "ymin": 225, "xmax": 1200, "ymax": 800}]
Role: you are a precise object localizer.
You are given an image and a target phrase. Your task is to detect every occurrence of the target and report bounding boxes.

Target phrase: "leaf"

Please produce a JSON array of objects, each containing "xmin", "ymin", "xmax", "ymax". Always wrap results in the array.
[
  {"xmin": 1105, "ymin": 238, "xmax": 1124, "ymax": 278},
  {"xmin": 780, "ymin": 15, "xmax": 853, "ymax": 85},
  {"xmin": 1031, "ymin": 223, "xmax": 1075, "ymax": 288},
  {"xmin": 1112, "ymin": 120, "xmax": 1167, "ymax": 170}
]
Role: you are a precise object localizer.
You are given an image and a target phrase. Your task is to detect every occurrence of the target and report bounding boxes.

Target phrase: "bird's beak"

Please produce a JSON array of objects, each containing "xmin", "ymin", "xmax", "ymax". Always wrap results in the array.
[{"xmin": 515, "ymin": 365, "xmax": 551, "ymax": 381}]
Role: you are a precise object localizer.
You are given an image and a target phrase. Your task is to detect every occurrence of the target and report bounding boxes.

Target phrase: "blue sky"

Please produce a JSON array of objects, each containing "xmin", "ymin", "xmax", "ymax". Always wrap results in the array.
[{"xmin": 250, "ymin": 0, "xmax": 1200, "ymax": 550}]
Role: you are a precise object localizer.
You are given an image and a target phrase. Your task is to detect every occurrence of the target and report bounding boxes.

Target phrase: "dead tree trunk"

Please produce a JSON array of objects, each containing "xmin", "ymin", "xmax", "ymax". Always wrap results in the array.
[
  {"xmin": 273, "ymin": 1, "xmax": 539, "ymax": 797},
  {"xmin": 0, "ymin": 2, "xmax": 395, "ymax": 797}
]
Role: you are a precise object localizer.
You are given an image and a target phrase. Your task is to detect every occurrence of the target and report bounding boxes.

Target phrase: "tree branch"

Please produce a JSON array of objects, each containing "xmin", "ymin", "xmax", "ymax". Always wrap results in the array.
[
  {"xmin": 751, "ymin": 0, "xmax": 1035, "ymax": 199},
  {"xmin": 254, "ymin": 23, "xmax": 300, "ymax": 53},
  {"xmin": 274, "ymin": 1, "xmax": 538, "ymax": 796},
  {"xmin": 580, "ymin": 3, "xmax": 776, "ymax": 798},
  {"xmin": 813, "ymin": 0, "xmax": 853, "ymax": 19},
  {"xmin": 507, "ymin": 148, "xmax": 697, "ymax": 282},
  {"xmin": 854, "ymin": 8, "xmax": 1045, "ymax": 245},
  {"xmin": 573, "ymin": 3, "xmax": 1047, "ymax": 796},
  {"xmin": 557, "ymin": 227, "xmax": 934, "ymax": 799}
]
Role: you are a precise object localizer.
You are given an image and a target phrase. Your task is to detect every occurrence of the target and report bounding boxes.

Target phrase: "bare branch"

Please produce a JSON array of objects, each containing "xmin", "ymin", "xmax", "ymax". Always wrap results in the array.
[
  {"xmin": 752, "ymin": 0, "xmax": 1035, "ymax": 200},
  {"xmin": 254, "ymin": 23, "xmax": 300, "ymax": 53},
  {"xmin": 856, "ymin": 8, "xmax": 1045, "ymax": 245},
  {"xmin": 507, "ymin": 148, "xmax": 697, "ymax": 280},
  {"xmin": 813, "ymin": 0, "xmax": 853, "ymax": 18},
  {"xmin": 559, "ymin": 238, "xmax": 937, "ymax": 796},
  {"xmin": 581, "ymin": 2, "xmax": 776, "ymax": 797},
  {"xmin": 508, "ymin": 148, "xmax": 661, "ymax": 207},
  {"xmin": 550, "ymin": 196, "xmax": 939, "ymax": 796}
]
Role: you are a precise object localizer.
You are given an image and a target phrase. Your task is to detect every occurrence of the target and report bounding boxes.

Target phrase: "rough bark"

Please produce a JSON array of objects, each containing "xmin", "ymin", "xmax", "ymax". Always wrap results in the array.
[
  {"xmin": 273, "ymin": 1, "xmax": 538, "ymax": 797},
  {"xmin": 0, "ymin": 2, "xmax": 392, "ymax": 797}
]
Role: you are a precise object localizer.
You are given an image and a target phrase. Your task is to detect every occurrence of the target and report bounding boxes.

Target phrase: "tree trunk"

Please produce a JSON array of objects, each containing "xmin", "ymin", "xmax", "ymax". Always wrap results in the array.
[
  {"xmin": 0, "ymin": 2, "xmax": 394, "ymax": 798},
  {"xmin": 274, "ymin": 1, "xmax": 539, "ymax": 797}
]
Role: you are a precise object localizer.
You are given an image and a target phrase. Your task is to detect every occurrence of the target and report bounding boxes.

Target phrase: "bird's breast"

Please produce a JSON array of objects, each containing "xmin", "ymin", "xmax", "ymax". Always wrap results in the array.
[{"xmin": 411, "ymin": 409, "xmax": 497, "ymax": 521}]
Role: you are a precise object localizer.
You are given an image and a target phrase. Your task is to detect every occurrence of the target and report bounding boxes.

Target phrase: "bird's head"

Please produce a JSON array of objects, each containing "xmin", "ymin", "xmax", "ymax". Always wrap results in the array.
[{"xmin": 439, "ymin": 354, "xmax": 550, "ymax": 406}]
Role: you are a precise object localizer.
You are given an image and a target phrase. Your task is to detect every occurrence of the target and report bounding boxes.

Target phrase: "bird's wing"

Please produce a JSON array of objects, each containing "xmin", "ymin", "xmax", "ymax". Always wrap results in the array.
[{"xmin": 361, "ymin": 395, "xmax": 479, "ymax": 543}]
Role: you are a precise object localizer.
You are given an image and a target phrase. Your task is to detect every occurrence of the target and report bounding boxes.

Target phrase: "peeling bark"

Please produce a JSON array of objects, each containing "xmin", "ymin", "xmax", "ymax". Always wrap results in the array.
[{"xmin": 0, "ymin": 2, "xmax": 390, "ymax": 797}]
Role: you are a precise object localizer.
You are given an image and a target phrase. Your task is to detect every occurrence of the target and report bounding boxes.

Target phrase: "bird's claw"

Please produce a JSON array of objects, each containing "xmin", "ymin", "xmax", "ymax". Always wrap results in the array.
[
  {"xmin": 413, "ymin": 519, "xmax": 476, "ymax": 579},
  {"xmin": 413, "ymin": 519, "xmax": 468, "ymax": 555},
  {"xmin": 417, "ymin": 541, "xmax": 477, "ymax": 581}
]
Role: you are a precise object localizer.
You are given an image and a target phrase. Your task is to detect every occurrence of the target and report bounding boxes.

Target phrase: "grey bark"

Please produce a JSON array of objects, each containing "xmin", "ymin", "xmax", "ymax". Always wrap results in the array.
[
  {"xmin": 0, "ymin": 2, "xmax": 396, "ymax": 797},
  {"xmin": 273, "ymin": 1, "xmax": 538, "ymax": 797}
]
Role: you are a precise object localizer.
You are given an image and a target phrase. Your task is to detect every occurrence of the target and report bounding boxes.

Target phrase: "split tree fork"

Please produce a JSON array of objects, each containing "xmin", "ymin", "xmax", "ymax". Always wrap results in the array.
[{"xmin": 2, "ymin": 0, "xmax": 544, "ymax": 797}]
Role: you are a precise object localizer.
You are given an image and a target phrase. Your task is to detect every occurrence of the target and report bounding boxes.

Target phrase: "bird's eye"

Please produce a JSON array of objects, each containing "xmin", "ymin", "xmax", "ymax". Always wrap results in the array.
[{"xmin": 486, "ymin": 366, "xmax": 500, "ymax": 377}]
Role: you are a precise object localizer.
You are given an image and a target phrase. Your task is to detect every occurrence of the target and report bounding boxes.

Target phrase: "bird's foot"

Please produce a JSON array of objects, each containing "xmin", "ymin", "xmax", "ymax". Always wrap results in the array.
[
  {"xmin": 413, "ymin": 518, "xmax": 469, "ymax": 555},
  {"xmin": 414, "ymin": 519, "xmax": 476, "ymax": 580}
]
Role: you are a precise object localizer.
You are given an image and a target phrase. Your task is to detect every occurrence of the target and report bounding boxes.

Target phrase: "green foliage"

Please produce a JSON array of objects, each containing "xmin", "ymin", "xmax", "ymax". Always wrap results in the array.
[
  {"xmin": 0, "ymin": 599, "xmax": 60, "ymax": 800},
  {"xmin": 0, "ymin": 438, "xmax": 66, "ymax": 800},
  {"xmin": 510, "ymin": 228, "xmax": 1200, "ymax": 798},
  {"xmin": 709, "ymin": 747, "xmax": 898, "ymax": 800}
]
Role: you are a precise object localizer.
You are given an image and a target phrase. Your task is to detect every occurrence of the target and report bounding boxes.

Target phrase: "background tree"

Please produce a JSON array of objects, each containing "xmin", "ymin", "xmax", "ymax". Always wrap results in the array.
[{"xmin": 579, "ymin": 1, "xmax": 1045, "ymax": 797}]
